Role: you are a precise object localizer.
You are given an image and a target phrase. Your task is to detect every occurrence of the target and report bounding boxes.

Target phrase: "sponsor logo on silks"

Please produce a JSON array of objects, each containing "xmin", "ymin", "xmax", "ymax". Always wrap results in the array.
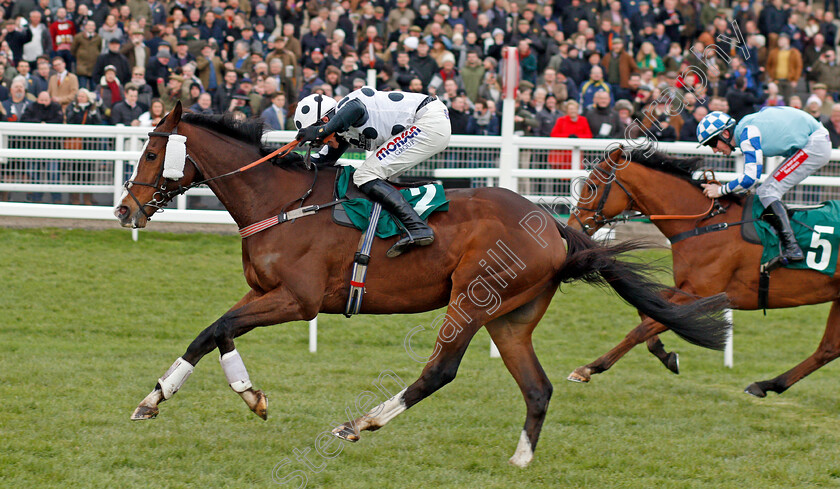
[
  {"xmin": 774, "ymin": 149, "xmax": 808, "ymax": 182},
  {"xmin": 375, "ymin": 126, "xmax": 422, "ymax": 161}
]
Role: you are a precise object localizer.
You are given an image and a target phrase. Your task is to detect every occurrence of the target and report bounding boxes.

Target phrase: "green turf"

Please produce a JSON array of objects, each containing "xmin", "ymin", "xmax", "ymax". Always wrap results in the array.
[{"xmin": 1, "ymin": 227, "xmax": 840, "ymax": 489}]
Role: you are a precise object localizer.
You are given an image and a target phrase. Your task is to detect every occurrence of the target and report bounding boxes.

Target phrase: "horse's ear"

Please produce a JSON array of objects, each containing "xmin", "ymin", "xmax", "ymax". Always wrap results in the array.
[
  {"xmin": 171, "ymin": 101, "xmax": 183, "ymax": 126},
  {"xmin": 606, "ymin": 145, "xmax": 627, "ymax": 167}
]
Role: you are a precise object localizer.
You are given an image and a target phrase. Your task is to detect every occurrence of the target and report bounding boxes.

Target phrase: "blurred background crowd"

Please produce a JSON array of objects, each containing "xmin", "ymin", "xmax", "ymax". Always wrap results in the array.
[{"xmin": 0, "ymin": 0, "xmax": 840, "ymax": 145}]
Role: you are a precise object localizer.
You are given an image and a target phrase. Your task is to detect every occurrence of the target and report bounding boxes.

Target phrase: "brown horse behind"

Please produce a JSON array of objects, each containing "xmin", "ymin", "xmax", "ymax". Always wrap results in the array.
[
  {"xmin": 567, "ymin": 146, "xmax": 840, "ymax": 397},
  {"xmin": 114, "ymin": 103, "xmax": 729, "ymax": 467}
]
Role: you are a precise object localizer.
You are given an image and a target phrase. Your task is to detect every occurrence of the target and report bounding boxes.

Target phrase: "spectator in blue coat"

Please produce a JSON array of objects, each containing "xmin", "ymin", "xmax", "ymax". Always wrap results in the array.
[{"xmin": 260, "ymin": 92, "xmax": 286, "ymax": 130}]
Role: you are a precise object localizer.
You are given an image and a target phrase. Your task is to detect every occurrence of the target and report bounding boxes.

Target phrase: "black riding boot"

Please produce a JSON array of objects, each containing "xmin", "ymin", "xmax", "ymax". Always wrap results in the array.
[
  {"xmin": 360, "ymin": 179, "xmax": 435, "ymax": 258},
  {"xmin": 763, "ymin": 200, "xmax": 804, "ymax": 262}
]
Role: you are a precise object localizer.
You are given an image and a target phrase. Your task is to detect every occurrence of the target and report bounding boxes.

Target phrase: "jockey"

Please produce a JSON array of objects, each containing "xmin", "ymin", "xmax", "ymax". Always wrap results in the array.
[
  {"xmin": 293, "ymin": 88, "xmax": 451, "ymax": 258},
  {"xmin": 697, "ymin": 107, "xmax": 831, "ymax": 262}
]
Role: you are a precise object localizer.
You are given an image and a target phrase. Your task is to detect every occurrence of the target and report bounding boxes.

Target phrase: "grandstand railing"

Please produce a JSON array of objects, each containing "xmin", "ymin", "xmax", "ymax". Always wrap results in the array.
[{"xmin": 3, "ymin": 122, "xmax": 840, "ymax": 224}]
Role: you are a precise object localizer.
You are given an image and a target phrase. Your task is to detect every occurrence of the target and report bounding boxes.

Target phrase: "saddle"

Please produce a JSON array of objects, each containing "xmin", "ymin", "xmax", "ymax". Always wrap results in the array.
[
  {"xmin": 740, "ymin": 196, "xmax": 828, "ymax": 246},
  {"xmin": 330, "ymin": 166, "xmax": 449, "ymax": 236},
  {"xmin": 740, "ymin": 195, "xmax": 837, "ymax": 311},
  {"xmin": 331, "ymin": 166, "xmax": 449, "ymax": 317}
]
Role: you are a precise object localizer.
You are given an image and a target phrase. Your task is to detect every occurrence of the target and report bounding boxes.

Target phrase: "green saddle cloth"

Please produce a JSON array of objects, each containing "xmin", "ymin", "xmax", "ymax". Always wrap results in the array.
[
  {"xmin": 750, "ymin": 195, "xmax": 840, "ymax": 275},
  {"xmin": 336, "ymin": 166, "xmax": 449, "ymax": 238}
]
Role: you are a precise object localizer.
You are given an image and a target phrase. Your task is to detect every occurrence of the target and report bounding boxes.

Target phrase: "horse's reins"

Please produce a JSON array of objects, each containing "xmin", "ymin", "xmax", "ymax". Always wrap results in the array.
[
  {"xmin": 131, "ymin": 129, "xmax": 350, "ymax": 237},
  {"xmin": 127, "ymin": 130, "xmax": 301, "ymax": 220},
  {"xmin": 575, "ymin": 159, "xmax": 752, "ymax": 243},
  {"xmin": 649, "ymin": 169, "xmax": 724, "ymax": 221}
]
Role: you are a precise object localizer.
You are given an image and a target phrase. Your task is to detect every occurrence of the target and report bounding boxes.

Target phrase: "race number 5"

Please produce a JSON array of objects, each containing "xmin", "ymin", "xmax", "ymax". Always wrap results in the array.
[
  {"xmin": 806, "ymin": 225, "xmax": 835, "ymax": 271},
  {"xmin": 409, "ymin": 185, "xmax": 437, "ymax": 215}
]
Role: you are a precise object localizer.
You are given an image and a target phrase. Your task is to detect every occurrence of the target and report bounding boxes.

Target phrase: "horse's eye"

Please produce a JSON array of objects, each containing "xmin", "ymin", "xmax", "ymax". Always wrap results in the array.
[{"xmin": 146, "ymin": 152, "xmax": 157, "ymax": 160}]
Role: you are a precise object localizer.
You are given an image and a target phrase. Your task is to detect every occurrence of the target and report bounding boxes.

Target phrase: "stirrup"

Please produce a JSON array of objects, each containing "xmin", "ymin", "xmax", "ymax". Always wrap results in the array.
[{"xmin": 386, "ymin": 231, "xmax": 434, "ymax": 258}]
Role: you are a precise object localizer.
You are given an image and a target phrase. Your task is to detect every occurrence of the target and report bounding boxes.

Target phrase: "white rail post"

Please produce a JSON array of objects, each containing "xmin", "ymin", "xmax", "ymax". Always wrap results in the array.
[
  {"xmin": 309, "ymin": 317, "xmax": 318, "ymax": 353},
  {"xmin": 490, "ymin": 340, "xmax": 501, "ymax": 358},
  {"xmin": 724, "ymin": 309, "xmax": 734, "ymax": 368},
  {"xmin": 498, "ymin": 46, "xmax": 519, "ymax": 193},
  {"xmin": 489, "ymin": 46, "xmax": 522, "ymax": 357},
  {"xmin": 113, "ymin": 133, "xmax": 126, "ymax": 206}
]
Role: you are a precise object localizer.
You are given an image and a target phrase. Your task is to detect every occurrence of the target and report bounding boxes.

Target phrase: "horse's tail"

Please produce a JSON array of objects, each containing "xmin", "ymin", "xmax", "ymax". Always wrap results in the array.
[{"xmin": 555, "ymin": 222, "xmax": 730, "ymax": 350}]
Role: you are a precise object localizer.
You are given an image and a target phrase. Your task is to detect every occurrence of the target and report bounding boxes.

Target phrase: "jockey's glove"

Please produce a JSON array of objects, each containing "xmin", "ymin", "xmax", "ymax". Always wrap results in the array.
[
  {"xmin": 296, "ymin": 98, "xmax": 367, "ymax": 146},
  {"xmin": 296, "ymin": 125, "xmax": 329, "ymax": 145}
]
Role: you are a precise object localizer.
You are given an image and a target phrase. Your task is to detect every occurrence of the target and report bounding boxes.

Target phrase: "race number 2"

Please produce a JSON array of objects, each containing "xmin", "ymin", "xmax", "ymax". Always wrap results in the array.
[
  {"xmin": 409, "ymin": 185, "xmax": 437, "ymax": 215},
  {"xmin": 806, "ymin": 225, "xmax": 835, "ymax": 271}
]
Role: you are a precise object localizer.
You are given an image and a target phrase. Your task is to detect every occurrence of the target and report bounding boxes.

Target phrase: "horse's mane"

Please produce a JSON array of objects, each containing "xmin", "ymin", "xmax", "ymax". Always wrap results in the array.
[
  {"xmin": 182, "ymin": 112, "xmax": 271, "ymax": 154},
  {"xmin": 626, "ymin": 148, "xmax": 705, "ymax": 181}
]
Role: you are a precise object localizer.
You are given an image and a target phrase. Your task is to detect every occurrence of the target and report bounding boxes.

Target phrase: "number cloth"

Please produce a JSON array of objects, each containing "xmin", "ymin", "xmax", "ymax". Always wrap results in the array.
[
  {"xmin": 750, "ymin": 195, "xmax": 840, "ymax": 275},
  {"xmin": 336, "ymin": 166, "xmax": 449, "ymax": 238}
]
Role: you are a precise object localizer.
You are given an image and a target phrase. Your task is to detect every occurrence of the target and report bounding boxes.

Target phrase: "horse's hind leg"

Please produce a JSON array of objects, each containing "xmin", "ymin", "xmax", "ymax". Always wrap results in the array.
[
  {"xmin": 331, "ymin": 284, "xmax": 509, "ymax": 443},
  {"xmin": 746, "ymin": 299, "xmax": 840, "ymax": 397},
  {"xmin": 484, "ymin": 288, "xmax": 556, "ymax": 468}
]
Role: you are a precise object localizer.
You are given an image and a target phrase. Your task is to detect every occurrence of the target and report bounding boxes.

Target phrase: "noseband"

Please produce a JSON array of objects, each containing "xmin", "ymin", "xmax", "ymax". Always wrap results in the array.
[
  {"xmin": 124, "ymin": 129, "xmax": 200, "ymax": 220},
  {"xmin": 572, "ymin": 161, "xmax": 637, "ymax": 234}
]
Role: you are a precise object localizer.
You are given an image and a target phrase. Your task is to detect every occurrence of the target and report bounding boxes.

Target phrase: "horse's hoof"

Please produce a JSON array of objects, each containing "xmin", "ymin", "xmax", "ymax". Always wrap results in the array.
[
  {"xmin": 744, "ymin": 383, "xmax": 767, "ymax": 398},
  {"xmin": 666, "ymin": 352, "xmax": 680, "ymax": 375},
  {"xmin": 508, "ymin": 456, "xmax": 531, "ymax": 468},
  {"xmin": 130, "ymin": 405, "xmax": 159, "ymax": 420},
  {"xmin": 567, "ymin": 367, "xmax": 591, "ymax": 383},
  {"xmin": 251, "ymin": 390, "xmax": 267, "ymax": 420},
  {"xmin": 331, "ymin": 424, "xmax": 360, "ymax": 442}
]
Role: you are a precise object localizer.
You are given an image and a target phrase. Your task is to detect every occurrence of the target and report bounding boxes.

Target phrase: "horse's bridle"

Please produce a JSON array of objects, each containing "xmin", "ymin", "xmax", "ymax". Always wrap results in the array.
[
  {"xmin": 571, "ymin": 158, "xmax": 728, "ymax": 235},
  {"xmin": 571, "ymin": 160, "xmax": 638, "ymax": 234},
  {"xmin": 123, "ymin": 130, "xmax": 201, "ymax": 220},
  {"xmin": 125, "ymin": 128, "xmax": 318, "ymax": 224}
]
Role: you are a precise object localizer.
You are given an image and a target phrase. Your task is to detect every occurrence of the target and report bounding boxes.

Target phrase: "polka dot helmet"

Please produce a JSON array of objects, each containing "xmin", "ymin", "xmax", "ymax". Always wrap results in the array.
[{"xmin": 293, "ymin": 93, "xmax": 338, "ymax": 130}]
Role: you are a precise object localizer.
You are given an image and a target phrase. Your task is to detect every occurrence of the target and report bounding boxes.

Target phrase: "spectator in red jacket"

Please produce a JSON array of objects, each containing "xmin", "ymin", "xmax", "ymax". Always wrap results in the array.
[
  {"xmin": 549, "ymin": 100, "xmax": 592, "ymax": 169},
  {"xmin": 49, "ymin": 8, "xmax": 76, "ymax": 67},
  {"xmin": 550, "ymin": 100, "xmax": 592, "ymax": 138}
]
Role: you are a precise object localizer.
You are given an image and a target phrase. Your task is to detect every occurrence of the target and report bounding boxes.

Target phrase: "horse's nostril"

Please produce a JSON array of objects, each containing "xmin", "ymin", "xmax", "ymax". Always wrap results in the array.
[{"xmin": 117, "ymin": 206, "xmax": 129, "ymax": 218}]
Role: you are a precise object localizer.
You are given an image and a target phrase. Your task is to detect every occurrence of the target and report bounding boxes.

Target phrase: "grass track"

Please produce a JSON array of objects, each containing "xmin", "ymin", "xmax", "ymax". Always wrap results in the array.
[{"xmin": 2, "ymin": 228, "xmax": 840, "ymax": 488}]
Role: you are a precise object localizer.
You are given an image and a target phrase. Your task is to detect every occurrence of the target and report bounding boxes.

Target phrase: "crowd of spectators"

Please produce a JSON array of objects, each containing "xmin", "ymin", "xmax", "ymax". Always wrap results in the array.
[{"xmin": 0, "ymin": 0, "xmax": 839, "ymax": 145}]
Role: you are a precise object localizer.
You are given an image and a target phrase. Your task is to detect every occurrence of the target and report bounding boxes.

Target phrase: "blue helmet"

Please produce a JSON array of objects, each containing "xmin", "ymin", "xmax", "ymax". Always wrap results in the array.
[{"xmin": 696, "ymin": 111, "xmax": 736, "ymax": 148}]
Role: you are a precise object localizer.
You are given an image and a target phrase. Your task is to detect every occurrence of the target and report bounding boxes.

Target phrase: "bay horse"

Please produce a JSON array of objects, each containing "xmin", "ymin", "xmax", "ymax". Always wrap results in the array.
[
  {"xmin": 567, "ymin": 146, "xmax": 840, "ymax": 397},
  {"xmin": 114, "ymin": 103, "xmax": 729, "ymax": 467}
]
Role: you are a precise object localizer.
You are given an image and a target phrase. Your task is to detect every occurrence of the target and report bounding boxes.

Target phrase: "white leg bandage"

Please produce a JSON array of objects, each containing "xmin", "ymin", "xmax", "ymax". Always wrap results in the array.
[
  {"xmin": 162, "ymin": 134, "xmax": 187, "ymax": 180},
  {"xmin": 158, "ymin": 357, "xmax": 195, "ymax": 399},
  {"xmin": 220, "ymin": 349, "xmax": 252, "ymax": 393}
]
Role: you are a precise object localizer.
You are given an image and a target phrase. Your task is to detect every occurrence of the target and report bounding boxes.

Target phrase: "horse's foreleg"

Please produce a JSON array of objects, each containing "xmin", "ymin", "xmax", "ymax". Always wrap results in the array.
[
  {"xmin": 568, "ymin": 288, "xmax": 686, "ymax": 383},
  {"xmin": 131, "ymin": 288, "xmax": 314, "ymax": 420},
  {"xmin": 131, "ymin": 292, "xmax": 262, "ymax": 421},
  {"xmin": 640, "ymin": 289, "xmax": 680, "ymax": 373},
  {"xmin": 211, "ymin": 286, "xmax": 317, "ymax": 419},
  {"xmin": 746, "ymin": 299, "xmax": 840, "ymax": 397},
  {"xmin": 646, "ymin": 335, "xmax": 680, "ymax": 374},
  {"xmin": 567, "ymin": 317, "xmax": 669, "ymax": 383}
]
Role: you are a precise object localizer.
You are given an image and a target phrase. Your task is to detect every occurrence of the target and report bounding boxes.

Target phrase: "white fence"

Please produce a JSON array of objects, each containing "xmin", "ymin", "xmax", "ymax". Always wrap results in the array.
[
  {"xmin": 3, "ymin": 122, "xmax": 840, "ymax": 360},
  {"xmin": 4, "ymin": 123, "xmax": 840, "ymax": 220}
]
